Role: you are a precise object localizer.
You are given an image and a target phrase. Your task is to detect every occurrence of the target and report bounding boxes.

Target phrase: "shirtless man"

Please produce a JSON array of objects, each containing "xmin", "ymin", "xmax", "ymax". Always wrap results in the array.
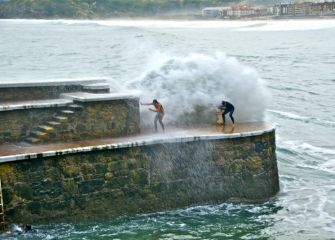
[{"xmin": 141, "ymin": 99, "xmax": 165, "ymax": 132}]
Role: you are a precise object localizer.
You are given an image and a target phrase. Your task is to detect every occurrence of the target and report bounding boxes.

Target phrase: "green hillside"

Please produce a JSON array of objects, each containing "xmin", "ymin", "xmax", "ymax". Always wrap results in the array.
[{"xmin": 0, "ymin": 0, "xmax": 253, "ymax": 19}]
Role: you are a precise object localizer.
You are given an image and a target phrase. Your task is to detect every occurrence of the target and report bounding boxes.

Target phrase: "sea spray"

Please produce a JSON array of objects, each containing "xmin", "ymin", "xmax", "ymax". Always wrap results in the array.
[
  {"xmin": 149, "ymin": 140, "xmax": 219, "ymax": 199},
  {"xmin": 110, "ymin": 52, "xmax": 270, "ymax": 126}
]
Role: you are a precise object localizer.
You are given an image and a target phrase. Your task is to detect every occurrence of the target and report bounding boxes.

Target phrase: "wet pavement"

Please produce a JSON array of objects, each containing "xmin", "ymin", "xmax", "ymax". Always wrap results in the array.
[{"xmin": 0, "ymin": 122, "xmax": 273, "ymax": 158}]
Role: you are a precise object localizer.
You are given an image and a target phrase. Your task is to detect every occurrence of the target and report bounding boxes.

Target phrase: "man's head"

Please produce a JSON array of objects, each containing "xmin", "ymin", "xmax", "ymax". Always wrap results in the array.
[
  {"xmin": 153, "ymin": 99, "xmax": 158, "ymax": 104},
  {"xmin": 24, "ymin": 224, "xmax": 32, "ymax": 232}
]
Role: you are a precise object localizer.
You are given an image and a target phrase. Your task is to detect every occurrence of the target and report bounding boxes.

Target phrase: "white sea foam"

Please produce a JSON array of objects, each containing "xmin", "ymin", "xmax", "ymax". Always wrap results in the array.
[
  {"xmin": 320, "ymin": 159, "xmax": 335, "ymax": 171},
  {"xmin": 268, "ymin": 110, "xmax": 335, "ymax": 128},
  {"xmin": 235, "ymin": 19, "xmax": 335, "ymax": 32},
  {"xmin": 267, "ymin": 110, "xmax": 309, "ymax": 121},
  {"xmin": 282, "ymin": 141, "xmax": 335, "ymax": 159},
  {"xmin": 1, "ymin": 18, "xmax": 335, "ymax": 240},
  {"xmin": 109, "ymin": 52, "xmax": 269, "ymax": 125},
  {"xmin": 262, "ymin": 175, "xmax": 335, "ymax": 238},
  {"xmin": 0, "ymin": 19, "xmax": 254, "ymax": 29},
  {"xmin": 280, "ymin": 140, "xmax": 335, "ymax": 174},
  {"xmin": 298, "ymin": 143, "xmax": 335, "ymax": 156},
  {"xmin": 3, "ymin": 19, "xmax": 335, "ymax": 32}
]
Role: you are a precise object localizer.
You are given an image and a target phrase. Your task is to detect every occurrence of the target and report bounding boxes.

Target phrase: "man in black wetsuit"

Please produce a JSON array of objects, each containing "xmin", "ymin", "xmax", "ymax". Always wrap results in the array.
[{"xmin": 219, "ymin": 100, "xmax": 235, "ymax": 126}]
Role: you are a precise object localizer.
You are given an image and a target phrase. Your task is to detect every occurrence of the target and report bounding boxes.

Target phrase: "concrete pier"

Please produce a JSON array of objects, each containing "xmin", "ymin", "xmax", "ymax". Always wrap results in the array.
[
  {"xmin": 0, "ymin": 122, "xmax": 272, "ymax": 162},
  {"xmin": 0, "ymin": 79, "xmax": 279, "ymax": 224},
  {"xmin": 0, "ymin": 122, "xmax": 279, "ymax": 223}
]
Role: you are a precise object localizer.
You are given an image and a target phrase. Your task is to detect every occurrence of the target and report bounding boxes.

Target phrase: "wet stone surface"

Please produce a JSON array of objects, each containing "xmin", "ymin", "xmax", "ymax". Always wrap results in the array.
[
  {"xmin": 0, "ymin": 98, "xmax": 140, "ymax": 145},
  {"xmin": 0, "ymin": 123, "xmax": 279, "ymax": 224},
  {"xmin": 0, "ymin": 122, "xmax": 272, "ymax": 158}
]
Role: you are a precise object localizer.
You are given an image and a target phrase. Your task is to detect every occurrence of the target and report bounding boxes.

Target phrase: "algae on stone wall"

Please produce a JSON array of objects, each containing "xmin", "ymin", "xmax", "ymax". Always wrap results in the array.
[
  {"xmin": 0, "ymin": 130, "xmax": 278, "ymax": 223},
  {"xmin": 0, "ymin": 98, "xmax": 140, "ymax": 144},
  {"xmin": 0, "ymin": 108, "xmax": 65, "ymax": 144}
]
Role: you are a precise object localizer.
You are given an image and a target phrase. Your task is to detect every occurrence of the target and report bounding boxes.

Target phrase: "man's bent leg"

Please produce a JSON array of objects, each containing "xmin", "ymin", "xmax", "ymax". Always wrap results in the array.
[
  {"xmin": 229, "ymin": 111, "xmax": 235, "ymax": 124},
  {"xmin": 222, "ymin": 109, "xmax": 228, "ymax": 125},
  {"xmin": 158, "ymin": 114, "xmax": 165, "ymax": 132}
]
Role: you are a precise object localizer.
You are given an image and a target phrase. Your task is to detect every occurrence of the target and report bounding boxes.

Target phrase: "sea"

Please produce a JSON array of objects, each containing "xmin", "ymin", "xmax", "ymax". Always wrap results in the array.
[{"xmin": 0, "ymin": 19, "xmax": 335, "ymax": 240}]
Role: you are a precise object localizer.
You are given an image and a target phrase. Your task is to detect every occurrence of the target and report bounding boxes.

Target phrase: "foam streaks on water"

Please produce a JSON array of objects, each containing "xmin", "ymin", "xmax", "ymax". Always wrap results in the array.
[
  {"xmin": 1, "ymin": 203, "xmax": 281, "ymax": 240},
  {"xmin": 268, "ymin": 109, "xmax": 335, "ymax": 128},
  {"xmin": 1, "ymin": 19, "xmax": 335, "ymax": 239}
]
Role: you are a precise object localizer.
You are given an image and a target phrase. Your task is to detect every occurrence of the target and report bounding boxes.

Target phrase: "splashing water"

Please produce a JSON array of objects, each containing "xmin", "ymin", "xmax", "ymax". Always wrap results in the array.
[
  {"xmin": 1, "ymin": 18, "xmax": 335, "ymax": 239},
  {"xmin": 110, "ymin": 52, "xmax": 269, "ymax": 126}
]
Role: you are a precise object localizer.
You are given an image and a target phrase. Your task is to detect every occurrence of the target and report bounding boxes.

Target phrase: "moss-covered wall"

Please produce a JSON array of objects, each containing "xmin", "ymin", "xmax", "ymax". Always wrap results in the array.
[
  {"xmin": 0, "ymin": 85, "xmax": 82, "ymax": 102},
  {"xmin": 47, "ymin": 99, "xmax": 140, "ymax": 142},
  {"xmin": 0, "ymin": 98, "xmax": 140, "ymax": 144},
  {"xmin": 0, "ymin": 107, "xmax": 66, "ymax": 144},
  {"xmin": 0, "ymin": 130, "xmax": 279, "ymax": 223}
]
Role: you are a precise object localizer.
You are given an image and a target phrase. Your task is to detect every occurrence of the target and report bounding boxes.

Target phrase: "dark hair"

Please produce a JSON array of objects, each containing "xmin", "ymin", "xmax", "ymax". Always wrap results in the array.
[
  {"xmin": 153, "ymin": 99, "xmax": 158, "ymax": 104},
  {"xmin": 24, "ymin": 224, "xmax": 32, "ymax": 232}
]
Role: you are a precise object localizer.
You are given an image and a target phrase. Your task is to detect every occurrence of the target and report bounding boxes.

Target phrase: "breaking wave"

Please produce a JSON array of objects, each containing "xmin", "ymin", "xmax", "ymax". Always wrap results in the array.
[{"xmin": 111, "ymin": 52, "xmax": 269, "ymax": 125}]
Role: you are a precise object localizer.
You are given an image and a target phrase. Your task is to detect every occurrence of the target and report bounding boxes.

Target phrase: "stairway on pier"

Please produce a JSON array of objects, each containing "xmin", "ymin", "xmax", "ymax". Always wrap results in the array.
[
  {"xmin": 25, "ymin": 104, "xmax": 84, "ymax": 144},
  {"xmin": 0, "ymin": 79, "xmax": 134, "ymax": 145},
  {"xmin": 23, "ymin": 82, "xmax": 115, "ymax": 144}
]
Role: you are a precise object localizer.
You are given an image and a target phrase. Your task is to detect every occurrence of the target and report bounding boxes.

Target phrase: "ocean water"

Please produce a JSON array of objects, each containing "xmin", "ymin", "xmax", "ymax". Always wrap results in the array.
[{"xmin": 0, "ymin": 19, "xmax": 335, "ymax": 239}]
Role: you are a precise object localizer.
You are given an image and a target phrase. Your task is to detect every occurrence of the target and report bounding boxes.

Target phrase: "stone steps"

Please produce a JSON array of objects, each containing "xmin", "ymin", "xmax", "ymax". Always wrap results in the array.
[
  {"xmin": 53, "ymin": 116, "xmax": 68, "ymax": 122},
  {"xmin": 61, "ymin": 110, "xmax": 75, "ymax": 115},
  {"xmin": 47, "ymin": 121, "xmax": 62, "ymax": 127},
  {"xmin": 31, "ymin": 130, "xmax": 48, "ymax": 140},
  {"xmin": 24, "ymin": 103, "xmax": 84, "ymax": 145},
  {"xmin": 25, "ymin": 137, "xmax": 41, "ymax": 144},
  {"xmin": 68, "ymin": 104, "xmax": 84, "ymax": 110},
  {"xmin": 38, "ymin": 125, "xmax": 54, "ymax": 133}
]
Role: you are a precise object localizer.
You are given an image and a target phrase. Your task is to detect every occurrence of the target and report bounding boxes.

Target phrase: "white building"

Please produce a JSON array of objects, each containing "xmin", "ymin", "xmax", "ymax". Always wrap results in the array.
[
  {"xmin": 227, "ymin": 6, "xmax": 256, "ymax": 17},
  {"xmin": 202, "ymin": 6, "xmax": 267, "ymax": 18},
  {"xmin": 202, "ymin": 7, "xmax": 230, "ymax": 17}
]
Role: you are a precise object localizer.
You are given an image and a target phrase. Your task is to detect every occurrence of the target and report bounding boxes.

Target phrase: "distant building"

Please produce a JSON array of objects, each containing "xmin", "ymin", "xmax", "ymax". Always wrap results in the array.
[
  {"xmin": 287, "ymin": 2, "xmax": 312, "ymax": 15},
  {"xmin": 202, "ymin": 1, "xmax": 335, "ymax": 19},
  {"xmin": 202, "ymin": 6, "xmax": 267, "ymax": 18},
  {"xmin": 310, "ymin": 1, "xmax": 335, "ymax": 15},
  {"xmin": 228, "ymin": 6, "xmax": 255, "ymax": 17},
  {"xmin": 273, "ymin": 1, "xmax": 335, "ymax": 16},
  {"xmin": 202, "ymin": 7, "xmax": 228, "ymax": 18},
  {"xmin": 273, "ymin": 3, "xmax": 289, "ymax": 15}
]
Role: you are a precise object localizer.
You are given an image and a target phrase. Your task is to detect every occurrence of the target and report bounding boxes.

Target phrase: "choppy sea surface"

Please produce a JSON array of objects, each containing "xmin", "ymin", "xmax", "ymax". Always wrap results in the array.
[{"xmin": 0, "ymin": 19, "xmax": 335, "ymax": 240}]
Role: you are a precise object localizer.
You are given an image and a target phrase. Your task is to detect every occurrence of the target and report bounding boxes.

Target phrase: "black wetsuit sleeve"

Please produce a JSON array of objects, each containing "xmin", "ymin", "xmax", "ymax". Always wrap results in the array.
[{"xmin": 225, "ymin": 102, "xmax": 234, "ymax": 110}]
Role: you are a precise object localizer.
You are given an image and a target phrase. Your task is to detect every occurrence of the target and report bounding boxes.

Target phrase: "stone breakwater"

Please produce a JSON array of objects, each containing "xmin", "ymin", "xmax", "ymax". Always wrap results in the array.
[
  {"xmin": 0, "ymin": 79, "xmax": 110, "ymax": 102},
  {"xmin": 0, "ymin": 79, "xmax": 140, "ymax": 145},
  {"xmin": 0, "ymin": 126, "xmax": 279, "ymax": 224},
  {"xmin": 0, "ymin": 98, "xmax": 140, "ymax": 144}
]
